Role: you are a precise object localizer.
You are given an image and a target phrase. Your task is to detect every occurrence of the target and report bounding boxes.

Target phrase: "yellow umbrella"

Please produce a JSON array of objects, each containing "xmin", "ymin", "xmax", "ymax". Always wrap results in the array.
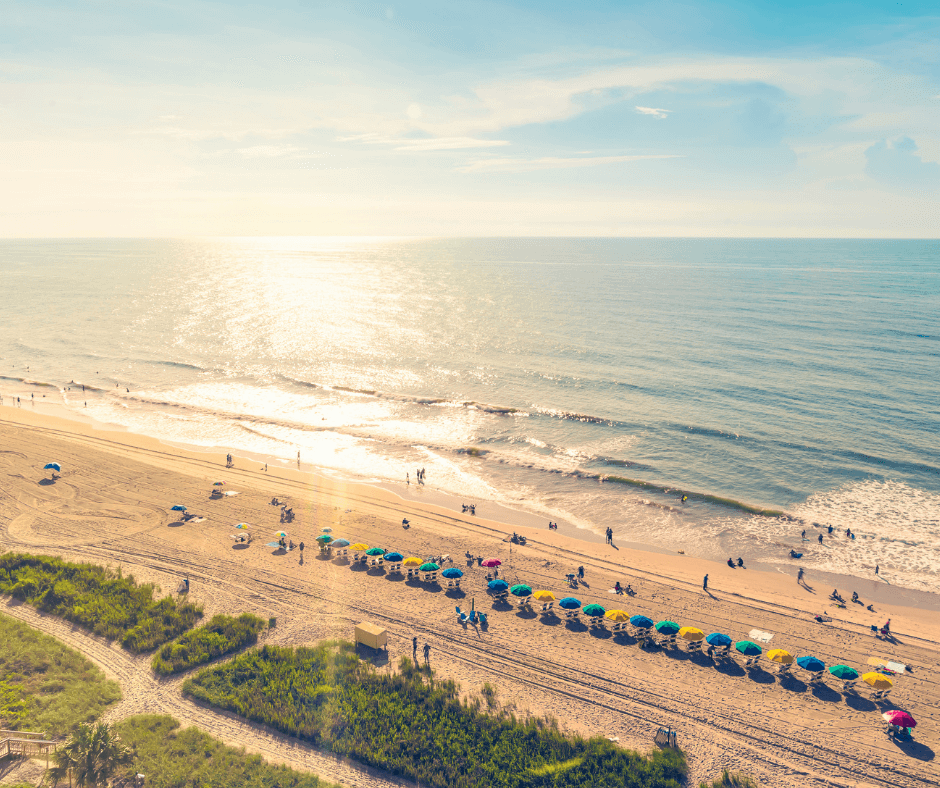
[
  {"xmin": 533, "ymin": 590, "xmax": 556, "ymax": 602},
  {"xmin": 679, "ymin": 626, "xmax": 705, "ymax": 642},
  {"xmin": 604, "ymin": 609, "xmax": 630, "ymax": 623},
  {"xmin": 403, "ymin": 557, "xmax": 423, "ymax": 566},
  {"xmin": 350, "ymin": 543, "xmax": 369, "ymax": 551},
  {"xmin": 861, "ymin": 672, "xmax": 894, "ymax": 690},
  {"xmin": 767, "ymin": 649, "xmax": 795, "ymax": 665}
]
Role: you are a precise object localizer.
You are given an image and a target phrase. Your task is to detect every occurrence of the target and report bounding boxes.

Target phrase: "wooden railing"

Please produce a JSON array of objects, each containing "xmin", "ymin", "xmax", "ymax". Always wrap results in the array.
[{"xmin": 0, "ymin": 730, "xmax": 56, "ymax": 760}]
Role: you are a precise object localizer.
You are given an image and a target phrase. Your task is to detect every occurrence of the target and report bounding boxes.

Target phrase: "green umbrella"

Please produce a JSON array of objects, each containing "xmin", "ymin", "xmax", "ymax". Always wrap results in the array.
[
  {"xmin": 734, "ymin": 640, "xmax": 762, "ymax": 656},
  {"xmin": 366, "ymin": 547, "xmax": 385, "ymax": 556},
  {"xmin": 655, "ymin": 620, "xmax": 680, "ymax": 635},
  {"xmin": 583, "ymin": 604, "xmax": 606, "ymax": 617},
  {"xmin": 829, "ymin": 664, "xmax": 859, "ymax": 681},
  {"xmin": 509, "ymin": 584, "xmax": 532, "ymax": 597},
  {"xmin": 419, "ymin": 562, "xmax": 439, "ymax": 572},
  {"xmin": 315, "ymin": 534, "xmax": 333, "ymax": 543}
]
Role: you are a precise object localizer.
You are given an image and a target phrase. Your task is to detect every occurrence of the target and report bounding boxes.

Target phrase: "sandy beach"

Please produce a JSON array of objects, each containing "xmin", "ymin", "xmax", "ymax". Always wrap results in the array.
[{"xmin": 1, "ymin": 406, "xmax": 938, "ymax": 787}]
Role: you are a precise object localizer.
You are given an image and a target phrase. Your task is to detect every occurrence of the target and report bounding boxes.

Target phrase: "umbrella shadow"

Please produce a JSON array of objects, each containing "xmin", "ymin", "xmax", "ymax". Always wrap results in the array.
[
  {"xmin": 445, "ymin": 588, "xmax": 466, "ymax": 599},
  {"xmin": 779, "ymin": 674, "xmax": 808, "ymax": 693},
  {"xmin": 661, "ymin": 646, "xmax": 689, "ymax": 662},
  {"xmin": 366, "ymin": 567, "xmax": 386, "ymax": 577},
  {"xmin": 316, "ymin": 552, "xmax": 334, "ymax": 562},
  {"xmin": 714, "ymin": 659, "xmax": 746, "ymax": 678},
  {"xmin": 38, "ymin": 478, "xmax": 56, "ymax": 486},
  {"xmin": 612, "ymin": 631, "xmax": 637, "ymax": 646},
  {"xmin": 404, "ymin": 577, "xmax": 423, "ymax": 588},
  {"xmin": 890, "ymin": 737, "xmax": 934, "ymax": 762},
  {"xmin": 231, "ymin": 543, "xmax": 250, "ymax": 551},
  {"xmin": 383, "ymin": 572, "xmax": 405, "ymax": 582},
  {"xmin": 565, "ymin": 619, "xmax": 588, "ymax": 633},
  {"xmin": 539, "ymin": 613, "xmax": 562, "ymax": 626},
  {"xmin": 842, "ymin": 692, "xmax": 875, "ymax": 712},
  {"xmin": 491, "ymin": 599, "xmax": 514, "ymax": 611},
  {"xmin": 515, "ymin": 609, "xmax": 538, "ymax": 620},
  {"xmin": 422, "ymin": 583, "xmax": 443, "ymax": 594},
  {"xmin": 811, "ymin": 683, "xmax": 842, "ymax": 703},
  {"xmin": 271, "ymin": 547, "xmax": 287, "ymax": 556},
  {"xmin": 588, "ymin": 626, "xmax": 612, "ymax": 640},
  {"xmin": 332, "ymin": 557, "xmax": 350, "ymax": 566},
  {"xmin": 688, "ymin": 650, "xmax": 713, "ymax": 668},
  {"xmin": 168, "ymin": 521, "xmax": 185, "ymax": 528},
  {"xmin": 348, "ymin": 561, "xmax": 369, "ymax": 571},
  {"xmin": 745, "ymin": 666, "xmax": 777, "ymax": 685}
]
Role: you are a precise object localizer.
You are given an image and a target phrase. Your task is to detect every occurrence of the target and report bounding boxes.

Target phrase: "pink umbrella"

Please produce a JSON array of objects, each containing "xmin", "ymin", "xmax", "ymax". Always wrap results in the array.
[
  {"xmin": 481, "ymin": 558, "xmax": 502, "ymax": 568},
  {"xmin": 883, "ymin": 710, "xmax": 916, "ymax": 729}
]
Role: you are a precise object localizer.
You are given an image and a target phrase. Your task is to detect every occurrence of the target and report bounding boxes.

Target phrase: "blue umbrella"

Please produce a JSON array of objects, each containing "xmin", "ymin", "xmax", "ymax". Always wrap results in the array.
[
  {"xmin": 797, "ymin": 655, "xmax": 826, "ymax": 673},
  {"xmin": 488, "ymin": 579, "xmax": 509, "ymax": 592},
  {"xmin": 330, "ymin": 538, "xmax": 350, "ymax": 548},
  {"xmin": 706, "ymin": 632, "xmax": 732, "ymax": 648},
  {"xmin": 44, "ymin": 463, "xmax": 61, "ymax": 472},
  {"xmin": 383, "ymin": 552, "xmax": 403, "ymax": 562},
  {"xmin": 630, "ymin": 615, "xmax": 654, "ymax": 628},
  {"xmin": 558, "ymin": 597, "xmax": 581, "ymax": 610},
  {"xmin": 441, "ymin": 567, "xmax": 463, "ymax": 579},
  {"xmin": 171, "ymin": 505, "xmax": 187, "ymax": 512}
]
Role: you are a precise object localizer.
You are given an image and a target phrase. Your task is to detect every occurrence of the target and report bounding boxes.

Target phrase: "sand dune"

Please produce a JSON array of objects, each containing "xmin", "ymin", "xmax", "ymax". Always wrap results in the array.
[{"xmin": 1, "ymin": 407, "xmax": 938, "ymax": 788}]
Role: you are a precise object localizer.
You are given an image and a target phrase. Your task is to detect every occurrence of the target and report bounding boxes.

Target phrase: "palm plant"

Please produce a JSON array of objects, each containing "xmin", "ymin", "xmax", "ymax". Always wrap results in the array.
[{"xmin": 51, "ymin": 721, "xmax": 133, "ymax": 787}]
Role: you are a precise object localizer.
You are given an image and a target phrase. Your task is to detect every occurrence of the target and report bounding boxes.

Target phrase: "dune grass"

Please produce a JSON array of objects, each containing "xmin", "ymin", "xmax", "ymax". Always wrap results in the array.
[
  {"xmin": 0, "ymin": 553, "xmax": 201, "ymax": 653},
  {"xmin": 115, "ymin": 715, "xmax": 343, "ymax": 788},
  {"xmin": 699, "ymin": 772, "xmax": 759, "ymax": 787},
  {"xmin": 0, "ymin": 612, "xmax": 122, "ymax": 737},
  {"xmin": 184, "ymin": 641, "xmax": 688, "ymax": 788},
  {"xmin": 151, "ymin": 613, "xmax": 266, "ymax": 676}
]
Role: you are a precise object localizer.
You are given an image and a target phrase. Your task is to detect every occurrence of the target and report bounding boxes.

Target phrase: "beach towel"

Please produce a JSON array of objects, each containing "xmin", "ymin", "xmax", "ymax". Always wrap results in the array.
[{"xmin": 748, "ymin": 629, "xmax": 774, "ymax": 643}]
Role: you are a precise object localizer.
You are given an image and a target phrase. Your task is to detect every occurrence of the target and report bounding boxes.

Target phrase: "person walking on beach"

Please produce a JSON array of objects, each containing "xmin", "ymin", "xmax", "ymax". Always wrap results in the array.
[
  {"xmin": 818, "ymin": 533, "xmax": 823, "ymax": 544},
  {"xmin": 423, "ymin": 642, "xmax": 430, "ymax": 664},
  {"xmin": 703, "ymin": 574, "xmax": 708, "ymax": 590},
  {"xmin": 797, "ymin": 568, "xmax": 805, "ymax": 585},
  {"xmin": 406, "ymin": 472, "xmax": 410, "ymax": 485},
  {"xmin": 875, "ymin": 564, "xmax": 879, "ymax": 575},
  {"xmin": 412, "ymin": 636, "xmax": 418, "ymax": 661},
  {"xmin": 578, "ymin": 565, "xmax": 584, "ymax": 580},
  {"xmin": 801, "ymin": 529, "xmax": 806, "ymax": 540}
]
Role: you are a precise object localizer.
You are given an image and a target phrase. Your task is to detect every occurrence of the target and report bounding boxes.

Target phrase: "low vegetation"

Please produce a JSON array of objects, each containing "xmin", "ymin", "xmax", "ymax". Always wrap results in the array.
[
  {"xmin": 699, "ymin": 772, "xmax": 759, "ymax": 788},
  {"xmin": 0, "ymin": 612, "xmax": 121, "ymax": 737},
  {"xmin": 115, "ymin": 715, "xmax": 343, "ymax": 788},
  {"xmin": 184, "ymin": 641, "xmax": 688, "ymax": 788},
  {"xmin": 151, "ymin": 613, "xmax": 266, "ymax": 675},
  {"xmin": 0, "ymin": 553, "xmax": 201, "ymax": 652}
]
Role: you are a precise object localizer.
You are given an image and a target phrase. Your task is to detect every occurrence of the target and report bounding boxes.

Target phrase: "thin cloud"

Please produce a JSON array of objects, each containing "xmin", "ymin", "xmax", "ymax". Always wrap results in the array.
[
  {"xmin": 340, "ymin": 133, "xmax": 509, "ymax": 151},
  {"xmin": 459, "ymin": 153, "xmax": 682, "ymax": 173},
  {"xmin": 635, "ymin": 106, "xmax": 671, "ymax": 119}
]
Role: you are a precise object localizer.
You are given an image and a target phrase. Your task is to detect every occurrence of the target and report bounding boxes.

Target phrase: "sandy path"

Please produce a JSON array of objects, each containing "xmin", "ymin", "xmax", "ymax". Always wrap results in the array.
[{"xmin": 1, "ymin": 414, "xmax": 939, "ymax": 788}]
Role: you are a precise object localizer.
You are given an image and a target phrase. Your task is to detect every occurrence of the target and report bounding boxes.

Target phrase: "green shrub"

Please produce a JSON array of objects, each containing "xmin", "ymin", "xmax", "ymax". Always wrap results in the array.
[
  {"xmin": 184, "ymin": 641, "xmax": 688, "ymax": 788},
  {"xmin": 0, "ymin": 612, "xmax": 121, "ymax": 736},
  {"xmin": 115, "ymin": 714, "xmax": 342, "ymax": 788},
  {"xmin": 151, "ymin": 614, "xmax": 266, "ymax": 675},
  {"xmin": 0, "ymin": 553, "xmax": 201, "ymax": 653}
]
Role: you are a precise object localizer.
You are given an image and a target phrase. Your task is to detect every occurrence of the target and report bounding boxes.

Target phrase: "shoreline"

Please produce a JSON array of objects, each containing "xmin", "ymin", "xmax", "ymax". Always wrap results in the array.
[{"xmin": 2, "ymin": 402, "xmax": 938, "ymax": 620}]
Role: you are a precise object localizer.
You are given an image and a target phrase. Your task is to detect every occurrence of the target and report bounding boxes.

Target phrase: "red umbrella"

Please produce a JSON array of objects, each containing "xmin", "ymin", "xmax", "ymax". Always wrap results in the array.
[
  {"xmin": 481, "ymin": 558, "xmax": 501, "ymax": 568},
  {"xmin": 883, "ymin": 710, "xmax": 916, "ymax": 729}
]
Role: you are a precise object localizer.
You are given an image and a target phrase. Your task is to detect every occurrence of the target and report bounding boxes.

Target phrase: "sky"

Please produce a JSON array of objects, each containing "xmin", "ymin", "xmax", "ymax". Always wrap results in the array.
[{"xmin": 1, "ymin": 0, "xmax": 939, "ymax": 237}]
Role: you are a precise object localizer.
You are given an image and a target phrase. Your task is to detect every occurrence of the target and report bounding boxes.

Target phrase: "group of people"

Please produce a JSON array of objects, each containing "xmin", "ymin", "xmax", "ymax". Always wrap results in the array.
[
  {"xmin": 461, "ymin": 504, "xmax": 476, "ymax": 515},
  {"xmin": 726, "ymin": 557, "xmax": 745, "ymax": 568},
  {"xmin": 412, "ymin": 637, "xmax": 431, "ymax": 664},
  {"xmin": 226, "ymin": 453, "xmax": 234, "ymax": 467},
  {"xmin": 407, "ymin": 468, "xmax": 427, "ymax": 485},
  {"xmin": 613, "ymin": 580, "xmax": 634, "ymax": 595},
  {"xmin": 547, "ymin": 521, "xmax": 558, "ymax": 530}
]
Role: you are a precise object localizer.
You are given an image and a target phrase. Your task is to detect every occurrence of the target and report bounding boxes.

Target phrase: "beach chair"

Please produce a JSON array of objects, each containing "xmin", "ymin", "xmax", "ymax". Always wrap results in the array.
[
  {"xmin": 446, "ymin": 578, "xmax": 461, "ymax": 589},
  {"xmin": 423, "ymin": 571, "xmax": 438, "ymax": 584},
  {"xmin": 468, "ymin": 610, "xmax": 477, "ymax": 624},
  {"xmin": 540, "ymin": 601, "xmax": 554, "ymax": 613},
  {"xmin": 660, "ymin": 634, "xmax": 677, "ymax": 649},
  {"xmin": 612, "ymin": 622, "xmax": 628, "ymax": 633},
  {"xmin": 336, "ymin": 547, "xmax": 348, "ymax": 559},
  {"xmin": 369, "ymin": 555, "xmax": 383, "ymax": 567},
  {"xmin": 478, "ymin": 612, "xmax": 488, "ymax": 627},
  {"xmin": 744, "ymin": 656, "xmax": 759, "ymax": 668},
  {"xmin": 456, "ymin": 606, "xmax": 468, "ymax": 624},
  {"xmin": 842, "ymin": 680, "xmax": 857, "ymax": 693},
  {"xmin": 873, "ymin": 689, "xmax": 891, "ymax": 700},
  {"xmin": 777, "ymin": 663, "xmax": 792, "ymax": 676},
  {"xmin": 387, "ymin": 561, "xmax": 402, "ymax": 574}
]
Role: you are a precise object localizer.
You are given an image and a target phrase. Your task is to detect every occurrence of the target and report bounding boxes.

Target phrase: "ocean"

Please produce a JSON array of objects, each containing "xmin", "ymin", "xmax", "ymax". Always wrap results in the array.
[{"xmin": 1, "ymin": 237, "xmax": 938, "ymax": 591}]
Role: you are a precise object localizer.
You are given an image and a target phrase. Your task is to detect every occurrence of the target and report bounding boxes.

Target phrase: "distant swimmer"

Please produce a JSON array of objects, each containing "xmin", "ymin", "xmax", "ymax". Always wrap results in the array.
[{"xmin": 681, "ymin": 495, "xmax": 688, "ymax": 503}]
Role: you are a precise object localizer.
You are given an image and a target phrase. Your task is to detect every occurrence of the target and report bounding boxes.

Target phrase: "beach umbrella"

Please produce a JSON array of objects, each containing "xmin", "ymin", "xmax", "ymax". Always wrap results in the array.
[
  {"xmin": 532, "ymin": 590, "xmax": 556, "ymax": 602},
  {"xmin": 655, "ymin": 620, "xmax": 680, "ymax": 635},
  {"xmin": 419, "ymin": 562, "xmax": 439, "ymax": 572},
  {"xmin": 321, "ymin": 527, "xmax": 333, "ymax": 533},
  {"xmin": 366, "ymin": 547, "xmax": 385, "ymax": 556},
  {"xmin": 829, "ymin": 665, "xmax": 859, "ymax": 681},
  {"xmin": 488, "ymin": 579, "xmax": 509, "ymax": 592},
  {"xmin": 605, "ymin": 609, "xmax": 630, "ymax": 623},
  {"xmin": 330, "ymin": 538, "xmax": 350, "ymax": 548},
  {"xmin": 383, "ymin": 552, "xmax": 403, "ymax": 562},
  {"xmin": 559, "ymin": 597, "xmax": 581, "ymax": 610},
  {"xmin": 441, "ymin": 567, "xmax": 463, "ymax": 579},
  {"xmin": 480, "ymin": 558, "xmax": 501, "ymax": 568},
  {"xmin": 316, "ymin": 534, "xmax": 333, "ymax": 543},
  {"xmin": 213, "ymin": 481, "xmax": 224, "ymax": 486},
  {"xmin": 630, "ymin": 615, "xmax": 653, "ymax": 628},
  {"xmin": 797, "ymin": 656, "xmax": 825, "ymax": 673},
  {"xmin": 44, "ymin": 463, "xmax": 62, "ymax": 472},
  {"xmin": 403, "ymin": 557, "xmax": 423, "ymax": 566},
  {"xmin": 679, "ymin": 626, "xmax": 705, "ymax": 642},
  {"xmin": 767, "ymin": 649, "xmax": 795, "ymax": 665},
  {"xmin": 862, "ymin": 672, "xmax": 894, "ymax": 691},
  {"xmin": 510, "ymin": 584, "xmax": 532, "ymax": 597},
  {"xmin": 882, "ymin": 710, "xmax": 916, "ymax": 729},
  {"xmin": 171, "ymin": 505, "xmax": 187, "ymax": 512},
  {"xmin": 583, "ymin": 604, "xmax": 606, "ymax": 618},
  {"xmin": 706, "ymin": 633, "xmax": 732, "ymax": 648},
  {"xmin": 351, "ymin": 543, "xmax": 369, "ymax": 551},
  {"xmin": 274, "ymin": 530, "xmax": 288, "ymax": 537},
  {"xmin": 232, "ymin": 523, "xmax": 250, "ymax": 530},
  {"xmin": 735, "ymin": 641, "xmax": 762, "ymax": 657}
]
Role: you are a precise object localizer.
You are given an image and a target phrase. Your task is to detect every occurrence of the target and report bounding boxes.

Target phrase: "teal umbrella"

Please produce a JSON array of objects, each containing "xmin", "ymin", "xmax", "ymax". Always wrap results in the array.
[
  {"xmin": 829, "ymin": 665, "xmax": 859, "ymax": 681},
  {"xmin": 583, "ymin": 604, "xmax": 606, "ymax": 617},
  {"xmin": 509, "ymin": 584, "xmax": 532, "ymax": 597},
  {"xmin": 419, "ymin": 562, "xmax": 439, "ymax": 572},
  {"xmin": 366, "ymin": 547, "xmax": 385, "ymax": 556},
  {"xmin": 315, "ymin": 534, "xmax": 332, "ymax": 543},
  {"xmin": 735, "ymin": 640, "xmax": 762, "ymax": 656},
  {"xmin": 655, "ymin": 620, "xmax": 680, "ymax": 635}
]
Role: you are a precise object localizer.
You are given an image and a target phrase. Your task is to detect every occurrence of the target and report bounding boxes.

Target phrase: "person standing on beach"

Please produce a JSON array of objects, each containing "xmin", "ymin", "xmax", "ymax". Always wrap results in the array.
[
  {"xmin": 797, "ymin": 568, "xmax": 805, "ymax": 584},
  {"xmin": 423, "ymin": 642, "xmax": 430, "ymax": 664},
  {"xmin": 703, "ymin": 574, "xmax": 708, "ymax": 590},
  {"xmin": 406, "ymin": 472, "xmax": 410, "ymax": 485},
  {"xmin": 412, "ymin": 637, "xmax": 418, "ymax": 661},
  {"xmin": 818, "ymin": 533, "xmax": 823, "ymax": 544},
  {"xmin": 875, "ymin": 564, "xmax": 879, "ymax": 575}
]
